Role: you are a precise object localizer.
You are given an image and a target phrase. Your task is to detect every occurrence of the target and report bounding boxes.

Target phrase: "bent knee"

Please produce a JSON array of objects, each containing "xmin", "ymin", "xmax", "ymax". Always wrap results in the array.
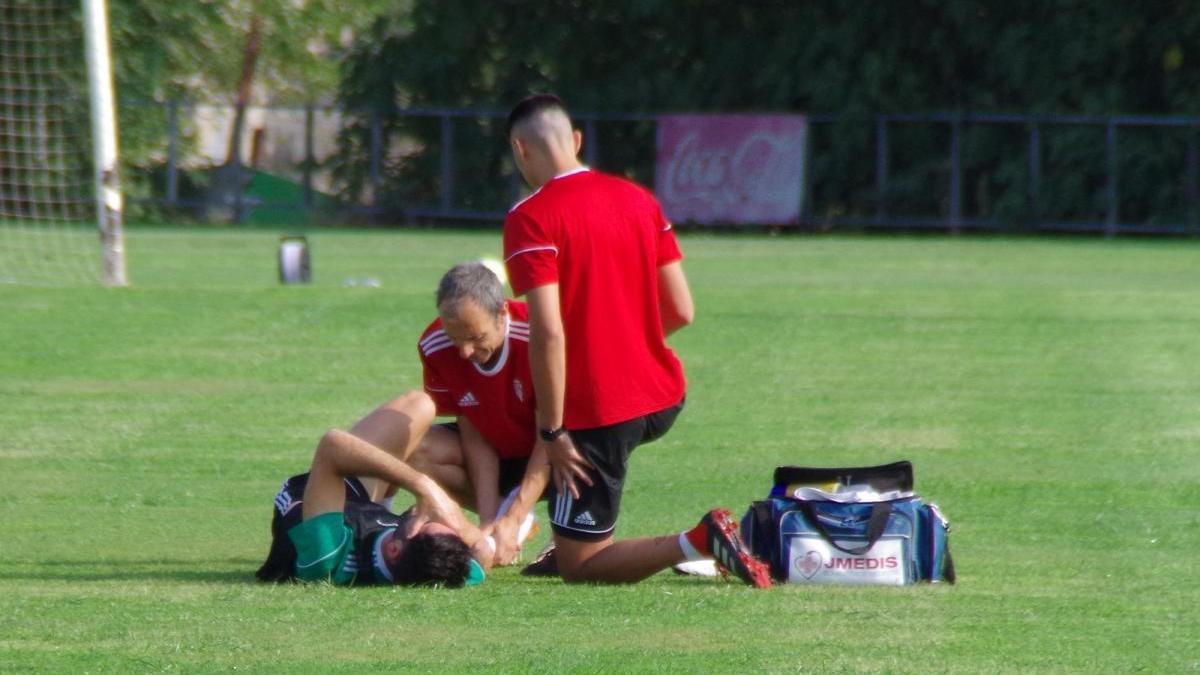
[
  {"xmin": 557, "ymin": 559, "xmax": 589, "ymax": 583},
  {"xmin": 314, "ymin": 428, "xmax": 350, "ymax": 461},
  {"xmin": 384, "ymin": 390, "xmax": 436, "ymax": 423},
  {"xmin": 558, "ymin": 567, "xmax": 594, "ymax": 584},
  {"xmin": 318, "ymin": 427, "xmax": 349, "ymax": 448},
  {"xmin": 552, "ymin": 540, "xmax": 608, "ymax": 583}
]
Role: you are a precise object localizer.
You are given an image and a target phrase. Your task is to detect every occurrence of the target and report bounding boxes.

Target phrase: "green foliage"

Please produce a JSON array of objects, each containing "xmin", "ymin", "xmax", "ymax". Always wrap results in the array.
[
  {"xmin": 3, "ymin": 230, "xmax": 1200, "ymax": 670},
  {"xmin": 105, "ymin": 1, "xmax": 224, "ymax": 219},
  {"xmin": 107, "ymin": 0, "xmax": 396, "ymax": 219},
  {"xmin": 335, "ymin": 1, "xmax": 1200, "ymax": 228}
]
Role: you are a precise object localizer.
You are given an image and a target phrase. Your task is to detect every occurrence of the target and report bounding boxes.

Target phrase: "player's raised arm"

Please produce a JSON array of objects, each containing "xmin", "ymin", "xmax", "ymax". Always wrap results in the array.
[{"xmin": 302, "ymin": 428, "xmax": 477, "ymax": 546}]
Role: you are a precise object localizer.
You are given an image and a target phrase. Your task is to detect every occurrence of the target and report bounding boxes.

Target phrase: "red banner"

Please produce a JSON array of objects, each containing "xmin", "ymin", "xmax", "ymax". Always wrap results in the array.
[{"xmin": 655, "ymin": 114, "xmax": 807, "ymax": 225}]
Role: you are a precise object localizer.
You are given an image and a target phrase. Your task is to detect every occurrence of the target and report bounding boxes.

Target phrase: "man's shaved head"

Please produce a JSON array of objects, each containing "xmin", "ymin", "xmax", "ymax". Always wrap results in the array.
[
  {"xmin": 506, "ymin": 93, "xmax": 571, "ymax": 138},
  {"xmin": 505, "ymin": 93, "xmax": 584, "ymax": 188}
]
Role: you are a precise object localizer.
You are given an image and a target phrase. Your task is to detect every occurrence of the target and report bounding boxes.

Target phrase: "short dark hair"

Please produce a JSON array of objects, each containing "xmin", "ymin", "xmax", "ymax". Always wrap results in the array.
[
  {"xmin": 389, "ymin": 532, "xmax": 473, "ymax": 588},
  {"xmin": 506, "ymin": 93, "xmax": 569, "ymax": 138},
  {"xmin": 436, "ymin": 261, "xmax": 504, "ymax": 317}
]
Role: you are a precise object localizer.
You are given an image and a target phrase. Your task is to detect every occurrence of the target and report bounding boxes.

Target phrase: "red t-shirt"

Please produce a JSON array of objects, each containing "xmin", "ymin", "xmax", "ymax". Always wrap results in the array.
[
  {"xmin": 503, "ymin": 168, "xmax": 686, "ymax": 429},
  {"xmin": 418, "ymin": 300, "xmax": 536, "ymax": 460}
]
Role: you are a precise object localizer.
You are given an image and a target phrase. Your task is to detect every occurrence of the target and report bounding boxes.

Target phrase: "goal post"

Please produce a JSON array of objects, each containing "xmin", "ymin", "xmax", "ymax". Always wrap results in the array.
[
  {"xmin": 83, "ymin": 0, "xmax": 125, "ymax": 287},
  {"xmin": 0, "ymin": 0, "xmax": 125, "ymax": 286}
]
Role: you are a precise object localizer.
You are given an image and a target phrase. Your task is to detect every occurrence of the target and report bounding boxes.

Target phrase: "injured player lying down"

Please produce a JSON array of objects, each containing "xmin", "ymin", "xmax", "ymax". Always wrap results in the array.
[{"xmin": 256, "ymin": 424, "xmax": 492, "ymax": 588}]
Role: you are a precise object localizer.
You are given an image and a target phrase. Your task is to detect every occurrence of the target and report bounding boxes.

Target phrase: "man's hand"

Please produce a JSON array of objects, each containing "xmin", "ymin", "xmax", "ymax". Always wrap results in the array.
[
  {"xmin": 470, "ymin": 535, "xmax": 496, "ymax": 572},
  {"xmin": 483, "ymin": 515, "xmax": 522, "ymax": 566},
  {"xmin": 406, "ymin": 478, "xmax": 471, "ymax": 539},
  {"xmin": 541, "ymin": 434, "xmax": 593, "ymax": 500}
]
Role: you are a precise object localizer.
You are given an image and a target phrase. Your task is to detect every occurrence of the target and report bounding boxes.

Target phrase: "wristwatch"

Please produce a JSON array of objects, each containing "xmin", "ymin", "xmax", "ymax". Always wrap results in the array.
[{"xmin": 539, "ymin": 425, "xmax": 567, "ymax": 441}]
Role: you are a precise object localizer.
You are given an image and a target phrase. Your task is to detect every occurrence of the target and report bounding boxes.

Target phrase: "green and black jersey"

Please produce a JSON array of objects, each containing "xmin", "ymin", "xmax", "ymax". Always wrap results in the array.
[{"xmin": 256, "ymin": 473, "xmax": 409, "ymax": 586}]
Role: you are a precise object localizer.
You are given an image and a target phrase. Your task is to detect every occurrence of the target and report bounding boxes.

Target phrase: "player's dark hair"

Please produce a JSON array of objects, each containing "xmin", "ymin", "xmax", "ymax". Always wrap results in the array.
[
  {"xmin": 506, "ymin": 93, "xmax": 569, "ymax": 138},
  {"xmin": 389, "ymin": 532, "xmax": 473, "ymax": 588},
  {"xmin": 437, "ymin": 261, "xmax": 504, "ymax": 317}
]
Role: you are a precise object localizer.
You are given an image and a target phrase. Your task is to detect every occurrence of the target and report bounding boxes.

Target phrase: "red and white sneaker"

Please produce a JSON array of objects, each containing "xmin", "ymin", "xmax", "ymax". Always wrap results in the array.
[{"xmin": 685, "ymin": 508, "xmax": 772, "ymax": 588}]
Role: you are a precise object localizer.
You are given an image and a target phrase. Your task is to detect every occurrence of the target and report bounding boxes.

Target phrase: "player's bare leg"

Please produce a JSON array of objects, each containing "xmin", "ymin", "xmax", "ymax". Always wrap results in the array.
[
  {"xmin": 406, "ymin": 424, "xmax": 475, "ymax": 509},
  {"xmin": 552, "ymin": 534, "xmax": 685, "ymax": 584},
  {"xmin": 346, "ymin": 390, "xmax": 436, "ymax": 502},
  {"xmin": 551, "ymin": 510, "xmax": 772, "ymax": 587}
]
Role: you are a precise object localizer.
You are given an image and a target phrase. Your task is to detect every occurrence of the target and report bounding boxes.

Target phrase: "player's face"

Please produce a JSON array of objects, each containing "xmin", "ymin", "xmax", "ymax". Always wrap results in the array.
[{"xmin": 440, "ymin": 299, "xmax": 506, "ymax": 366}]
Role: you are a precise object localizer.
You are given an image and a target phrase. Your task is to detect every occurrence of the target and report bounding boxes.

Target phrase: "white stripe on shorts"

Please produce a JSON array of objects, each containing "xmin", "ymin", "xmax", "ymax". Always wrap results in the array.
[{"xmin": 553, "ymin": 481, "xmax": 574, "ymax": 526}]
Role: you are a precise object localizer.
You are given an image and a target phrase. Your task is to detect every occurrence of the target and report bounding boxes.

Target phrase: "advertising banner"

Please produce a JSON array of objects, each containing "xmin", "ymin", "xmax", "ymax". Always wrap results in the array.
[{"xmin": 655, "ymin": 114, "xmax": 807, "ymax": 225}]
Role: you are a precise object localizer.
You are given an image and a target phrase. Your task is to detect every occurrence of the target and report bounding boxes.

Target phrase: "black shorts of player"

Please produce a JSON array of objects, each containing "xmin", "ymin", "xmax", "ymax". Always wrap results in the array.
[
  {"xmin": 435, "ymin": 422, "xmax": 541, "ymax": 498},
  {"xmin": 547, "ymin": 397, "xmax": 685, "ymax": 542}
]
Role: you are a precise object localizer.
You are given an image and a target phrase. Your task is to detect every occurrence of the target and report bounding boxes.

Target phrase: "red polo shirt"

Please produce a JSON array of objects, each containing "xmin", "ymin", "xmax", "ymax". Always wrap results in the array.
[
  {"xmin": 503, "ymin": 168, "xmax": 686, "ymax": 429},
  {"xmin": 418, "ymin": 300, "xmax": 536, "ymax": 459}
]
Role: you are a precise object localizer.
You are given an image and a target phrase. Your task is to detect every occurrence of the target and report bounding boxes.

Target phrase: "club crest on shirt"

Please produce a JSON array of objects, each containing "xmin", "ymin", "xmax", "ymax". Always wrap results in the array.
[{"xmin": 513, "ymin": 379, "xmax": 525, "ymax": 402}]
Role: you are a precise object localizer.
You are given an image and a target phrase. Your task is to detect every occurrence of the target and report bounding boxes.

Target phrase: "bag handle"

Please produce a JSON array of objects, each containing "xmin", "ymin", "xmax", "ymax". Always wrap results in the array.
[{"xmin": 798, "ymin": 501, "xmax": 893, "ymax": 556}]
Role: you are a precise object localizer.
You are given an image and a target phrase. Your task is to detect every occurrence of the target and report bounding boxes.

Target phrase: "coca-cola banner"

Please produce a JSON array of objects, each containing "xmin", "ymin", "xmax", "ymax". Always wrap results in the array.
[{"xmin": 655, "ymin": 114, "xmax": 807, "ymax": 225}]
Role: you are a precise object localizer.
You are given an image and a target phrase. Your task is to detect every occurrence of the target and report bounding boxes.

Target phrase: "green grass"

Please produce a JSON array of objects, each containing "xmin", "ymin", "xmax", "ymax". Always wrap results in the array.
[{"xmin": 2, "ymin": 229, "xmax": 1199, "ymax": 672}]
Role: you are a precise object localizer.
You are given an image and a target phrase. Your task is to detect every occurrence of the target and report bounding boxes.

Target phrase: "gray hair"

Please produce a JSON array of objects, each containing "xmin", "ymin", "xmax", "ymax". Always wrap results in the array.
[{"xmin": 436, "ymin": 262, "xmax": 504, "ymax": 317}]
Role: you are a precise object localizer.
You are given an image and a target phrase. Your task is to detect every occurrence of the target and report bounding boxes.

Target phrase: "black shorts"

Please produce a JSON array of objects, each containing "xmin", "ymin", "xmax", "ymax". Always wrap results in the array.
[
  {"xmin": 498, "ymin": 458, "xmax": 530, "ymax": 497},
  {"xmin": 547, "ymin": 398, "xmax": 684, "ymax": 541},
  {"xmin": 435, "ymin": 422, "xmax": 539, "ymax": 499}
]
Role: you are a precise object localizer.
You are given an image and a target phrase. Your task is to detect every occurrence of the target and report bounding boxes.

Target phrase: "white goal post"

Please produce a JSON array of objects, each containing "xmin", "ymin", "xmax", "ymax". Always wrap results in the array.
[
  {"xmin": 83, "ymin": 0, "xmax": 125, "ymax": 287},
  {"xmin": 0, "ymin": 0, "xmax": 125, "ymax": 286}
]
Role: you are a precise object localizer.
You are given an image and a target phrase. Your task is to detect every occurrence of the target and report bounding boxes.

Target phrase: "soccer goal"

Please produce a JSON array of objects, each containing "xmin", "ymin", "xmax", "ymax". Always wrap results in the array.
[{"xmin": 0, "ymin": 0, "xmax": 125, "ymax": 286}]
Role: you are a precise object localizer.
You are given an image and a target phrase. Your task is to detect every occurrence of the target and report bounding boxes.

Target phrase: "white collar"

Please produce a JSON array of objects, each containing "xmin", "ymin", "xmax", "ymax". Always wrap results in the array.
[
  {"xmin": 473, "ymin": 314, "xmax": 511, "ymax": 377},
  {"xmin": 509, "ymin": 167, "xmax": 591, "ymax": 212},
  {"xmin": 550, "ymin": 166, "xmax": 590, "ymax": 182},
  {"xmin": 373, "ymin": 528, "xmax": 397, "ymax": 583}
]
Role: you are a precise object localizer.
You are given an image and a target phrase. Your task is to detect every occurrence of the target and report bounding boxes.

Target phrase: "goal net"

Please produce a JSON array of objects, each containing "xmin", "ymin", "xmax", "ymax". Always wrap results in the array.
[{"xmin": 0, "ymin": 0, "xmax": 114, "ymax": 285}]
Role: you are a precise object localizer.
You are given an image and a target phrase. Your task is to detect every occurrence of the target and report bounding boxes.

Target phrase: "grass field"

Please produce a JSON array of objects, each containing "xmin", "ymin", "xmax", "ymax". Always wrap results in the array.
[{"xmin": 2, "ymin": 228, "xmax": 1198, "ymax": 672}]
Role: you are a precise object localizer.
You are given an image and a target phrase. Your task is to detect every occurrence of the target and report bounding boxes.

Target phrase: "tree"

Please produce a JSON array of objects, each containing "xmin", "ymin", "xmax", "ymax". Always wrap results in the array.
[
  {"xmin": 335, "ymin": 0, "xmax": 1200, "ymax": 229},
  {"xmin": 108, "ymin": 0, "xmax": 396, "ymax": 220}
]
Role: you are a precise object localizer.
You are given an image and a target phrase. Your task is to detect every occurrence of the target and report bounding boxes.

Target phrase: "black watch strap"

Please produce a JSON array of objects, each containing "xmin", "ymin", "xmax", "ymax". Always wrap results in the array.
[{"xmin": 539, "ymin": 425, "xmax": 567, "ymax": 441}]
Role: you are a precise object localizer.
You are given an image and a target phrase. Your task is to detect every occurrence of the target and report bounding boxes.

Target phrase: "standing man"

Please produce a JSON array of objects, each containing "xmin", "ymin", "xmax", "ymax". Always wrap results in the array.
[{"xmin": 501, "ymin": 94, "xmax": 769, "ymax": 587}]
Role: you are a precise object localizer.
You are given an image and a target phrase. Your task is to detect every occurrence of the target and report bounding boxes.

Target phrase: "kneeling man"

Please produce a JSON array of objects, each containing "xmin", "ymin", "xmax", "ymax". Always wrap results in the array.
[{"xmin": 410, "ymin": 262, "xmax": 547, "ymax": 566}]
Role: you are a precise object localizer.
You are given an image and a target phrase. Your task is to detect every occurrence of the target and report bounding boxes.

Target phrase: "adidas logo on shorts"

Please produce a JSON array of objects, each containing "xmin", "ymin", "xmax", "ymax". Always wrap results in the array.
[{"xmin": 573, "ymin": 510, "xmax": 597, "ymax": 526}]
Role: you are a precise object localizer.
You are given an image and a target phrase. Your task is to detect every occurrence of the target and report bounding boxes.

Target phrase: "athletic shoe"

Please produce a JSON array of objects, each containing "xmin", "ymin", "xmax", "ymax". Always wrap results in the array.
[
  {"xmin": 672, "ymin": 560, "xmax": 719, "ymax": 577},
  {"xmin": 520, "ymin": 543, "xmax": 558, "ymax": 577},
  {"xmin": 686, "ymin": 508, "xmax": 772, "ymax": 588}
]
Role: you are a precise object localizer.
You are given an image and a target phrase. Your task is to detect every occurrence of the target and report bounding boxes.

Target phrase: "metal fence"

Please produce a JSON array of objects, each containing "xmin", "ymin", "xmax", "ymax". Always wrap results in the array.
[
  {"xmin": 127, "ymin": 100, "xmax": 1200, "ymax": 235},
  {"xmin": 844, "ymin": 112, "xmax": 1200, "ymax": 235}
]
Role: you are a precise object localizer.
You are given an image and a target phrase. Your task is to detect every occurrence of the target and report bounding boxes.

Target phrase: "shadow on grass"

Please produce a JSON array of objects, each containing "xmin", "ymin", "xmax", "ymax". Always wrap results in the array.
[{"xmin": 0, "ymin": 557, "xmax": 263, "ymax": 585}]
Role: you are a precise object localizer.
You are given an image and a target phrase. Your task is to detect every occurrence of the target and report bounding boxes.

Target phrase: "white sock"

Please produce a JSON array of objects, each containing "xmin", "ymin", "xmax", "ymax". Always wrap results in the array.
[
  {"xmin": 496, "ymin": 487, "xmax": 537, "ymax": 543},
  {"xmin": 678, "ymin": 532, "xmax": 707, "ymax": 562},
  {"xmin": 496, "ymin": 486, "xmax": 521, "ymax": 519}
]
